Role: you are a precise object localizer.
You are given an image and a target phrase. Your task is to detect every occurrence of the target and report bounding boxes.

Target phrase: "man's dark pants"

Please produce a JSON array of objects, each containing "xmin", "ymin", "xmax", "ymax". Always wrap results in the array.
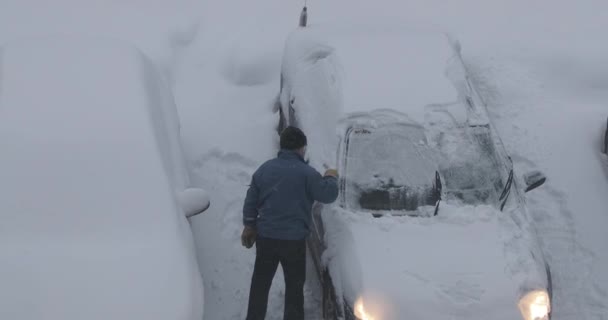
[{"xmin": 246, "ymin": 237, "xmax": 306, "ymax": 320}]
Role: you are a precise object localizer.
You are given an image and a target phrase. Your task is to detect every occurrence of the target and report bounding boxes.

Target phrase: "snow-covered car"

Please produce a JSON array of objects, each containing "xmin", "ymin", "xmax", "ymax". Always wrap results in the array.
[
  {"xmin": 0, "ymin": 38, "xmax": 209, "ymax": 320},
  {"xmin": 277, "ymin": 26, "xmax": 552, "ymax": 320}
]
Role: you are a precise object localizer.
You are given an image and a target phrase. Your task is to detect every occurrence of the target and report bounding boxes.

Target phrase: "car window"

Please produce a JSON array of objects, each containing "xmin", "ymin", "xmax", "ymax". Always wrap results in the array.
[
  {"xmin": 342, "ymin": 124, "xmax": 439, "ymax": 214},
  {"xmin": 437, "ymin": 127, "xmax": 504, "ymax": 205}
]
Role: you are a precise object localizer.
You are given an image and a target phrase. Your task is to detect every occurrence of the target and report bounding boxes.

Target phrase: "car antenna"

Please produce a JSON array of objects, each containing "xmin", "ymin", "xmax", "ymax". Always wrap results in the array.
[{"xmin": 299, "ymin": 0, "xmax": 308, "ymax": 27}]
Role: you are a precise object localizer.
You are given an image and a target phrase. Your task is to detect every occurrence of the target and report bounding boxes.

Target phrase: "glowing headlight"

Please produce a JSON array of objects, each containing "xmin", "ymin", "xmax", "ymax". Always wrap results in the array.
[
  {"xmin": 354, "ymin": 297, "xmax": 376, "ymax": 320},
  {"xmin": 518, "ymin": 290, "xmax": 551, "ymax": 320}
]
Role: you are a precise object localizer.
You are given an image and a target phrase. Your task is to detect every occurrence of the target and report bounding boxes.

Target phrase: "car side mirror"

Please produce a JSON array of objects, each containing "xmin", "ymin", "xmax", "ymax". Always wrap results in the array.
[
  {"xmin": 523, "ymin": 171, "xmax": 546, "ymax": 193},
  {"xmin": 179, "ymin": 188, "xmax": 211, "ymax": 218}
]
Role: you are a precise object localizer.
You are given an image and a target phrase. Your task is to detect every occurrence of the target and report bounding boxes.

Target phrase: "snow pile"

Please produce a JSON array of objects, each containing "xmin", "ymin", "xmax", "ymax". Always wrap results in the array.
[
  {"xmin": 0, "ymin": 38, "xmax": 202, "ymax": 320},
  {"xmin": 280, "ymin": 28, "xmax": 344, "ymax": 170},
  {"xmin": 310, "ymin": 25, "xmax": 460, "ymax": 119},
  {"xmin": 174, "ymin": 22, "xmax": 284, "ymax": 163}
]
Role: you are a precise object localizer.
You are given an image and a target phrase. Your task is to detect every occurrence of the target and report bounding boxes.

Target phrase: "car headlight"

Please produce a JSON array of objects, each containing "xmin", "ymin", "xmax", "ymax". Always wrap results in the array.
[
  {"xmin": 518, "ymin": 290, "xmax": 551, "ymax": 320},
  {"xmin": 354, "ymin": 297, "xmax": 377, "ymax": 320}
]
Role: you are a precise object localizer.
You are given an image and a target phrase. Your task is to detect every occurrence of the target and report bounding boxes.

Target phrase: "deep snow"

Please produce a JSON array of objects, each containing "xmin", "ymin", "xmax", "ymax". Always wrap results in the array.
[{"xmin": 0, "ymin": 0, "xmax": 606, "ymax": 319}]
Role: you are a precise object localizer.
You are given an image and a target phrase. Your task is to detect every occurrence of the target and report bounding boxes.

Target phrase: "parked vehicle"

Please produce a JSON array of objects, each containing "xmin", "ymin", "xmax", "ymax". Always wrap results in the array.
[
  {"xmin": 278, "ymin": 26, "xmax": 551, "ymax": 320},
  {"xmin": 0, "ymin": 38, "xmax": 209, "ymax": 320}
]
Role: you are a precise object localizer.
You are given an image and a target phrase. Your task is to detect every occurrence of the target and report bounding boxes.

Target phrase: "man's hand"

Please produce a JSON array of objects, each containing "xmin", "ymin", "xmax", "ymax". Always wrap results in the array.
[
  {"xmin": 324, "ymin": 169, "xmax": 338, "ymax": 178},
  {"xmin": 241, "ymin": 226, "xmax": 257, "ymax": 249}
]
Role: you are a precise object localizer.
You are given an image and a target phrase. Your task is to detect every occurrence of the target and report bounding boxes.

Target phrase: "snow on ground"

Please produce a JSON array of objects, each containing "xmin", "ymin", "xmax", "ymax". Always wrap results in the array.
[{"xmin": 467, "ymin": 56, "xmax": 608, "ymax": 319}]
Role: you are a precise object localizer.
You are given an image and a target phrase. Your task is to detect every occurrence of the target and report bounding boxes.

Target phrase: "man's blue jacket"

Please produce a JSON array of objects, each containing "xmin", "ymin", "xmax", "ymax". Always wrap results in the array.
[{"xmin": 243, "ymin": 150, "xmax": 339, "ymax": 240}]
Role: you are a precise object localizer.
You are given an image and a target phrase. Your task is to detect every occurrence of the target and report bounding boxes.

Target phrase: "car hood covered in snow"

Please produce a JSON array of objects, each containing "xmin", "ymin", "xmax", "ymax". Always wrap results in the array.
[
  {"xmin": 321, "ymin": 203, "xmax": 543, "ymax": 320},
  {"xmin": 0, "ymin": 38, "xmax": 202, "ymax": 320}
]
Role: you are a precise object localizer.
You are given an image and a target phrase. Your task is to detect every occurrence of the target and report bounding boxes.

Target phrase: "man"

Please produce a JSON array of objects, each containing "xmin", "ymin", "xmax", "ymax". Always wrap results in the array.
[{"xmin": 241, "ymin": 126, "xmax": 339, "ymax": 320}]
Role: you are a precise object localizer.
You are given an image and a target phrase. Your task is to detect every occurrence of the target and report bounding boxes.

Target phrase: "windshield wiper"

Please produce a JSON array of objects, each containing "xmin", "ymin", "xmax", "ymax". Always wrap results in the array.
[
  {"xmin": 499, "ymin": 170, "xmax": 514, "ymax": 211},
  {"xmin": 433, "ymin": 171, "xmax": 442, "ymax": 216}
]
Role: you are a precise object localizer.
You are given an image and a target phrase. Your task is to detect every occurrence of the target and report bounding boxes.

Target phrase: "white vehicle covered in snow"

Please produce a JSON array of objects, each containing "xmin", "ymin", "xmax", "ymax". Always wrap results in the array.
[
  {"xmin": 0, "ymin": 39, "xmax": 209, "ymax": 320},
  {"xmin": 277, "ymin": 25, "xmax": 552, "ymax": 320}
]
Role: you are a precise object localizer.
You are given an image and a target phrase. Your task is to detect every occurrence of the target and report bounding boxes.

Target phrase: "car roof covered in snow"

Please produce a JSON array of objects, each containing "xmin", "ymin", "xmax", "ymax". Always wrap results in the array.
[
  {"xmin": 0, "ymin": 38, "xmax": 201, "ymax": 319},
  {"xmin": 0, "ymin": 38, "xmax": 183, "ymax": 223},
  {"xmin": 283, "ymin": 25, "xmax": 461, "ymax": 119}
]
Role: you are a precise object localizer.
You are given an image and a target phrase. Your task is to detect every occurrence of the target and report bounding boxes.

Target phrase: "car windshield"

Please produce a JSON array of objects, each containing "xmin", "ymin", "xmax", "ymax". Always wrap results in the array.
[
  {"xmin": 342, "ymin": 124, "xmax": 440, "ymax": 214},
  {"xmin": 437, "ymin": 127, "xmax": 506, "ymax": 206}
]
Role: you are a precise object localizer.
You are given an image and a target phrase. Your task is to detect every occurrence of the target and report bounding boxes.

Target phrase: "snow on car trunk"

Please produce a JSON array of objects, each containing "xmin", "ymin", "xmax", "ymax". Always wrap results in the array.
[
  {"xmin": 309, "ymin": 25, "xmax": 460, "ymax": 118},
  {"xmin": 280, "ymin": 28, "xmax": 344, "ymax": 170},
  {"xmin": 0, "ymin": 38, "xmax": 202, "ymax": 320},
  {"xmin": 322, "ymin": 204, "xmax": 527, "ymax": 320}
]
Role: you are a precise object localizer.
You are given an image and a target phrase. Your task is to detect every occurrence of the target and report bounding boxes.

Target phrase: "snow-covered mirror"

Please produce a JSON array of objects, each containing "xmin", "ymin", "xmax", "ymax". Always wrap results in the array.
[
  {"xmin": 179, "ymin": 188, "xmax": 211, "ymax": 218},
  {"xmin": 523, "ymin": 171, "xmax": 546, "ymax": 193}
]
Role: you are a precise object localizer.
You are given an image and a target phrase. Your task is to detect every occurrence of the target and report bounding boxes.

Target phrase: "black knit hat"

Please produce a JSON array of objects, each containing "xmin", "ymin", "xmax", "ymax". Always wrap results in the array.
[{"xmin": 280, "ymin": 126, "xmax": 307, "ymax": 150}]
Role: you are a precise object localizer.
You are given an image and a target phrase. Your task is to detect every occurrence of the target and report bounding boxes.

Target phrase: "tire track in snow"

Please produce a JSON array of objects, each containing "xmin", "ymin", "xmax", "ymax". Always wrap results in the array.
[
  {"xmin": 189, "ymin": 150, "xmax": 322, "ymax": 320},
  {"xmin": 466, "ymin": 58, "xmax": 608, "ymax": 320}
]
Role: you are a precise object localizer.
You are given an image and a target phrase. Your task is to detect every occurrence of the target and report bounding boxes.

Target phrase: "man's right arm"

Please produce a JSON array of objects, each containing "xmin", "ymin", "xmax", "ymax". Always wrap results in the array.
[
  {"xmin": 307, "ymin": 169, "xmax": 339, "ymax": 204},
  {"xmin": 243, "ymin": 173, "xmax": 260, "ymax": 227}
]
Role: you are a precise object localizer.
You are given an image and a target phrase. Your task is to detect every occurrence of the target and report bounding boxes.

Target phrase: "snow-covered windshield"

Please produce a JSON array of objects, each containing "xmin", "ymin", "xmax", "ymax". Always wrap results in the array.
[
  {"xmin": 342, "ymin": 124, "xmax": 439, "ymax": 213},
  {"xmin": 437, "ymin": 127, "xmax": 505, "ymax": 205}
]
